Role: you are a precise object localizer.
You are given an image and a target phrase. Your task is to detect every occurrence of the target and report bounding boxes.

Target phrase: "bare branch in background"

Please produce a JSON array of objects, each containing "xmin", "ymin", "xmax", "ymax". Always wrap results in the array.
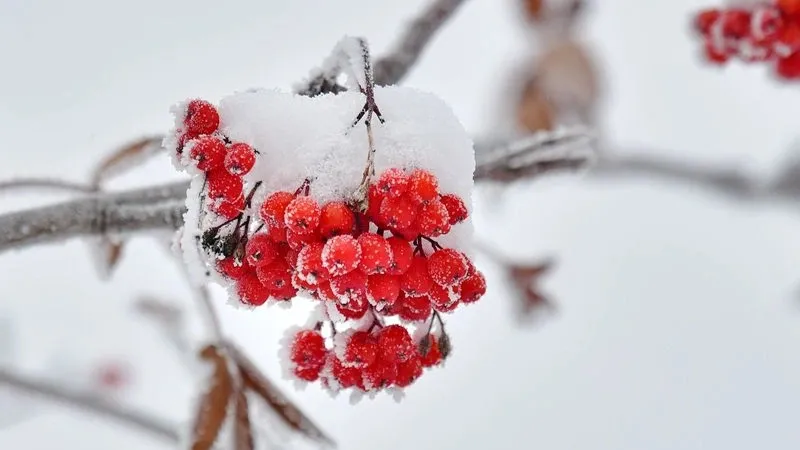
[
  {"xmin": 90, "ymin": 136, "xmax": 165, "ymax": 188},
  {"xmin": 0, "ymin": 368, "xmax": 179, "ymax": 442},
  {"xmin": 0, "ymin": 178, "xmax": 96, "ymax": 196},
  {"xmin": 297, "ymin": 0, "xmax": 468, "ymax": 96}
]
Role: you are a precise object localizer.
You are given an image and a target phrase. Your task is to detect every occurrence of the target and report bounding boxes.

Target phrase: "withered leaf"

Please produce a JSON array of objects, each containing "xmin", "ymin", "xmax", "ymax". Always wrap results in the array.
[
  {"xmin": 90, "ymin": 135, "xmax": 165, "ymax": 188},
  {"xmin": 86, "ymin": 236, "xmax": 125, "ymax": 280},
  {"xmin": 191, "ymin": 345, "xmax": 234, "ymax": 450},
  {"xmin": 533, "ymin": 39, "xmax": 599, "ymax": 120},
  {"xmin": 516, "ymin": 77, "xmax": 556, "ymax": 133},
  {"xmin": 418, "ymin": 334, "xmax": 432, "ymax": 357},
  {"xmin": 439, "ymin": 331, "xmax": 452, "ymax": 360},
  {"xmin": 234, "ymin": 388, "xmax": 254, "ymax": 450},
  {"xmin": 509, "ymin": 260, "xmax": 556, "ymax": 316},
  {"xmin": 227, "ymin": 343, "xmax": 336, "ymax": 448}
]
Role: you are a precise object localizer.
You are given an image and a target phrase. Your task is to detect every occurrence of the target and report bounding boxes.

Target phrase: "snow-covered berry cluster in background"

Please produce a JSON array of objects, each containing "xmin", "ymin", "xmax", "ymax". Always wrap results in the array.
[
  {"xmin": 165, "ymin": 85, "xmax": 486, "ymax": 395},
  {"xmin": 693, "ymin": 0, "xmax": 800, "ymax": 79}
]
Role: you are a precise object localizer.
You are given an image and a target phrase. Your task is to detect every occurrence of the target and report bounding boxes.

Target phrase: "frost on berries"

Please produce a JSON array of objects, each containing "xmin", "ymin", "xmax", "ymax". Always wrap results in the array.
[
  {"xmin": 165, "ymin": 86, "xmax": 487, "ymax": 397},
  {"xmin": 692, "ymin": 1, "xmax": 800, "ymax": 80}
]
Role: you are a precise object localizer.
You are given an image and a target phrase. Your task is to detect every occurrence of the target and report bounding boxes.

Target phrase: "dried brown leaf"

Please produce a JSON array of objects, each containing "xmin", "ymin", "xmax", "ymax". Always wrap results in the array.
[
  {"xmin": 191, "ymin": 345, "xmax": 234, "ymax": 450},
  {"xmin": 86, "ymin": 236, "xmax": 125, "ymax": 280},
  {"xmin": 533, "ymin": 39, "xmax": 599, "ymax": 121},
  {"xmin": 438, "ymin": 331, "xmax": 453, "ymax": 360},
  {"xmin": 509, "ymin": 260, "xmax": 556, "ymax": 316},
  {"xmin": 234, "ymin": 388, "xmax": 254, "ymax": 450},
  {"xmin": 227, "ymin": 344, "xmax": 335, "ymax": 447},
  {"xmin": 516, "ymin": 77, "xmax": 556, "ymax": 133},
  {"xmin": 91, "ymin": 135, "xmax": 164, "ymax": 188}
]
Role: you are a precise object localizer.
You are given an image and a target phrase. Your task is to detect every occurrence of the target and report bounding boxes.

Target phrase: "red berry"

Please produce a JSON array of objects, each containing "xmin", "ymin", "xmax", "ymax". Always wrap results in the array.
[
  {"xmin": 318, "ymin": 201, "xmax": 356, "ymax": 238},
  {"xmin": 427, "ymin": 249, "xmax": 469, "ymax": 287},
  {"xmin": 401, "ymin": 255, "xmax": 433, "ymax": 296},
  {"xmin": 224, "ymin": 142, "xmax": 256, "ymax": 176},
  {"xmin": 236, "ymin": 273, "xmax": 270, "ymax": 306},
  {"xmin": 378, "ymin": 195, "xmax": 417, "ymax": 230},
  {"xmin": 290, "ymin": 330, "xmax": 327, "ymax": 370},
  {"xmin": 260, "ymin": 191, "xmax": 294, "ymax": 226},
  {"xmin": 294, "ymin": 365, "xmax": 323, "ymax": 382},
  {"xmin": 184, "ymin": 99, "xmax": 220, "ymax": 136},
  {"xmin": 398, "ymin": 292, "xmax": 432, "ymax": 322},
  {"xmin": 330, "ymin": 269, "xmax": 368, "ymax": 302},
  {"xmin": 419, "ymin": 334, "xmax": 443, "ymax": 367},
  {"xmin": 342, "ymin": 331, "xmax": 378, "ymax": 368},
  {"xmin": 217, "ymin": 257, "xmax": 251, "ymax": 280},
  {"xmin": 750, "ymin": 6, "xmax": 783, "ymax": 45},
  {"xmin": 367, "ymin": 274, "xmax": 401, "ymax": 308},
  {"xmin": 207, "ymin": 169, "xmax": 244, "ymax": 201},
  {"xmin": 778, "ymin": 0, "xmax": 800, "ymax": 16},
  {"xmin": 317, "ymin": 281, "xmax": 336, "ymax": 301},
  {"xmin": 332, "ymin": 357, "xmax": 361, "ymax": 388},
  {"xmin": 293, "ymin": 271, "xmax": 316, "ymax": 291},
  {"xmin": 296, "ymin": 242, "xmax": 329, "ymax": 287},
  {"xmin": 694, "ymin": 8, "xmax": 721, "ymax": 35},
  {"xmin": 267, "ymin": 224, "xmax": 288, "ymax": 244},
  {"xmin": 360, "ymin": 359, "xmax": 398, "ymax": 391},
  {"xmin": 703, "ymin": 39, "xmax": 730, "ymax": 65},
  {"xmin": 284, "ymin": 196, "xmax": 321, "ymax": 235},
  {"xmin": 439, "ymin": 194, "xmax": 468, "ymax": 224},
  {"xmin": 322, "ymin": 235, "xmax": 361, "ymax": 276},
  {"xmin": 335, "ymin": 290, "xmax": 369, "ymax": 319},
  {"xmin": 286, "ymin": 228, "xmax": 322, "ymax": 251},
  {"xmin": 256, "ymin": 259, "xmax": 293, "ymax": 296},
  {"xmin": 209, "ymin": 195, "xmax": 244, "ymax": 219},
  {"xmin": 284, "ymin": 247, "xmax": 300, "ymax": 269},
  {"xmin": 779, "ymin": 24, "xmax": 800, "ymax": 51},
  {"xmin": 386, "ymin": 237, "xmax": 414, "ymax": 275},
  {"xmin": 190, "ymin": 136, "xmax": 226, "ymax": 172},
  {"xmin": 459, "ymin": 270, "xmax": 487, "ymax": 304},
  {"xmin": 357, "ymin": 233, "xmax": 392, "ymax": 275},
  {"xmin": 394, "ymin": 356, "xmax": 423, "ymax": 388},
  {"xmin": 429, "ymin": 283, "xmax": 459, "ymax": 313},
  {"xmin": 272, "ymin": 282, "xmax": 298, "ymax": 301},
  {"xmin": 406, "ymin": 169, "xmax": 439, "ymax": 204},
  {"xmin": 777, "ymin": 51, "xmax": 800, "ymax": 78},
  {"xmin": 721, "ymin": 9, "xmax": 751, "ymax": 39},
  {"xmin": 245, "ymin": 233, "xmax": 279, "ymax": 267},
  {"xmin": 414, "ymin": 199, "xmax": 451, "ymax": 237},
  {"xmin": 376, "ymin": 168, "xmax": 409, "ymax": 198},
  {"xmin": 366, "ymin": 185, "xmax": 385, "ymax": 224},
  {"xmin": 376, "ymin": 325, "xmax": 416, "ymax": 363}
]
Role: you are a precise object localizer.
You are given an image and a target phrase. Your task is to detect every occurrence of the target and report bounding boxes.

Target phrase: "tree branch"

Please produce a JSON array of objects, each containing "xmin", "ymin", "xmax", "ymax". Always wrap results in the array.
[
  {"xmin": 0, "ymin": 368, "xmax": 179, "ymax": 442},
  {"xmin": 0, "ymin": 131, "xmax": 593, "ymax": 255},
  {"xmin": 0, "ymin": 178, "xmax": 97, "ymax": 195}
]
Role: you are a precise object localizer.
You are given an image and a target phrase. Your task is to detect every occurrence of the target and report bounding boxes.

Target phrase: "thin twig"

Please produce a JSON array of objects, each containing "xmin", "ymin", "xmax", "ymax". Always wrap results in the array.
[
  {"xmin": 0, "ymin": 368, "xmax": 179, "ymax": 442},
  {"xmin": 0, "ymin": 178, "xmax": 97, "ymax": 195}
]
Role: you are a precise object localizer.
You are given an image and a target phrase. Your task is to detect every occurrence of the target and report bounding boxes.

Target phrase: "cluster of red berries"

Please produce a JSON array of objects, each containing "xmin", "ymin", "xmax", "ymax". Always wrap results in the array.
[
  {"xmin": 289, "ymin": 326, "xmax": 446, "ymax": 392},
  {"xmin": 693, "ymin": 0, "xmax": 800, "ymax": 79},
  {"xmin": 174, "ymin": 99, "xmax": 258, "ymax": 219}
]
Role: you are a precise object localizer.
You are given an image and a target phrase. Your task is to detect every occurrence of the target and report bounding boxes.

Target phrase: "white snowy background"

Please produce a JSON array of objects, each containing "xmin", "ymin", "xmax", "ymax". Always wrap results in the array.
[{"xmin": 2, "ymin": 0, "xmax": 800, "ymax": 449}]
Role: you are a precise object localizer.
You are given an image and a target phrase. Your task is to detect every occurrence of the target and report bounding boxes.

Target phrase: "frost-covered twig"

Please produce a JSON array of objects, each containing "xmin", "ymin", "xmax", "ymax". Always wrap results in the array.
[
  {"xmin": 0, "ymin": 178, "xmax": 97, "ymax": 196},
  {"xmin": 0, "ymin": 368, "xmax": 179, "ymax": 442},
  {"xmin": 297, "ymin": 0, "xmax": 468, "ymax": 96}
]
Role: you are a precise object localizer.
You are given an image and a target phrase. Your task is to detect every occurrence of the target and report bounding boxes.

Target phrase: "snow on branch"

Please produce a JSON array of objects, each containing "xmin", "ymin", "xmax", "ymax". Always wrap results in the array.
[{"xmin": 0, "ymin": 368, "xmax": 179, "ymax": 442}]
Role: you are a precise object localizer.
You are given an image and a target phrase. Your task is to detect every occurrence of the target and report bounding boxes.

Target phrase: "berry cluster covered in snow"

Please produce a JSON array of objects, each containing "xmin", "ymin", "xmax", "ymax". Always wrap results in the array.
[
  {"xmin": 693, "ymin": 0, "xmax": 800, "ymax": 79},
  {"xmin": 165, "ymin": 85, "xmax": 485, "ymax": 395}
]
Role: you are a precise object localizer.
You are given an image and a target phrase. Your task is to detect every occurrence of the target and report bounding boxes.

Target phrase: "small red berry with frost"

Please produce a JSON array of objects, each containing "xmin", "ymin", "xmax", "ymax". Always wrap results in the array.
[
  {"xmin": 694, "ymin": 8, "xmax": 721, "ymax": 35},
  {"xmin": 290, "ymin": 330, "xmax": 327, "ymax": 370},
  {"xmin": 272, "ymin": 281, "xmax": 298, "ymax": 301},
  {"xmin": 366, "ymin": 185, "xmax": 385, "ymax": 224},
  {"xmin": 209, "ymin": 195, "xmax": 244, "ymax": 219},
  {"xmin": 439, "ymin": 194, "xmax": 468, "ymax": 224},
  {"xmin": 207, "ymin": 170, "xmax": 243, "ymax": 201},
  {"xmin": 407, "ymin": 169, "xmax": 439, "ymax": 204},
  {"xmin": 316, "ymin": 281, "xmax": 336, "ymax": 301},
  {"xmin": 284, "ymin": 247, "xmax": 300, "ymax": 269},
  {"xmin": 359, "ymin": 359, "xmax": 398, "ymax": 391},
  {"xmin": 217, "ymin": 257, "xmax": 250, "ymax": 280},
  {"xmin": 378, "ymin": 195, "xmax": 417, "ymax": 230},
  {"xmin": 414, "ymin": 199, "xmax": 451, "ymax": 237},
  {"xmin": 777, "ymin": 51, "xmax": 800, "ymax": 79},
  {"xmin": 721, "ymin": 9, "xmax": 751, "ymax": 39},
  {"xmin": 377, "ymin": 325, "xmax": 417, "ymax": 363},
  {"xmin": 330, "ymin": 269, "xmax": 368, "ymax": 301},
  {"xmin": 322, "ymin": 235, "xmax": 361, "ymax": 276},
  {"xmin": 778, "ymin": 0, "xmax": 800, "ymax": 16},
  {"xmin": 376, "ymin": 168, "xmax": 409, "ymax": 198},
  {"xmin": 256, "ymin": 259, "xmax": 293, "ymax": 294},
  {"xmin": 267, "ymin": 224, "xmax": 288, "ymax": 244},
  {"xmin": 459, "ymin": 270, "xmax": 487, "ymax": 304},
  {"xmin": 236, "ymin": 273, "xmax": 270, "ymax": 306},
  {"xmin": 224, "ymin": 142, "xmax": 256, "ymax": 176},
  {"xmin": 245, "ymin": 233, "xmax": 279, "ymax": 267},
  {"xmin": 779, "ymin": 24, "xmax": 800, "ymax": 51},
  {"xmin": 332, "ymin": 357, "xmax": 361, "ymax": 388},
  {"xmin": 750, "ymin": 6, "xmax": 783, "ymax": 45},
  {"xmin": 294, "ymin": 366, "xmax": 323, "ymax": 382},
  {"xmin": 342, "ymin": 331, "xmax": 378, "ymax": 368},
  {"xmin": 296, "ymin": 242, "xmax": 329, "ymax": 287},
  {"xmin": 260, "ymin": 191, "xmax": 295, "ymax": 226},
  {"xmin": 335, "ymin": 290, "xmax": 369, "ymax": 319},
  {"xmin": 284, "ymin": 196, "xmax": 321, "ymax": 235},
  {"xmin": 386, "ymin": 236, "xmax": 413, "ymax": 275},
  {"xmin": 428, "ymin": 249, "xmax": 469, "ymax": 287},
  {"xmin": 357, "ymin": 233, "xmax": 392, "ymax": 274},
  {"xmin": 429, "ymin": 283, "xmax": 459, "ymax": 313},
  {"xmin": 401, "ymin": 255, "xmax": 433, "ymax": 296},
  {"xmin": 318, "ymin": 201, "xmax": 356, "ymax": 238},
  {"xmin": 398, "ymin": 292, "xmax": 432, "ymax": 322},
  {"xmin": 367, "ymin": 274, "xmax": 401, "ymax": 307},
  {"xmin": 184, "ymin": 99, "xmax": 220, "ymax": 136},
  {"xmin": 419, "ymin": 334, "xmax": 443, "ymax": 367},
  {"xmin": 293, "ymin": 271, "xmax": 316, "ymax": 291},
  {"xmin": 190, "ymin": 136, "xmax": 226, "ymax": 172},
  {"xmin": 703, "ymin": 39, "xmax": 730, "ymax": 65},
  {"xmin": 394, "ymin": 355, "xmax": 423, "ymax": 388},
  {"xmin": 392, "ymin": 226, "xmax": 419, "ymax": 242},
  {"xmin": 286, "ymin": 228, "xmax": 322, "ymax": 251}
]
